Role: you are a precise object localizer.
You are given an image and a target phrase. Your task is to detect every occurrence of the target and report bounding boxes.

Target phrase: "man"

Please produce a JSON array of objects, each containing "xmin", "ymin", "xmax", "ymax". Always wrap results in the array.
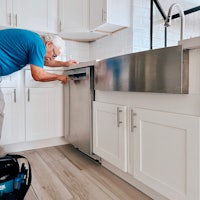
[{"xmin": 0, "ymin": 28, "xmax": 77, "ymax": 137}]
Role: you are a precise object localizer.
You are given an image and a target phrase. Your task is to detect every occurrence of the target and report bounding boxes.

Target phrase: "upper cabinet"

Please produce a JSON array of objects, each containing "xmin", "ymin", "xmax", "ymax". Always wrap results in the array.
[
  {"xmin": 59, "ymin": 0, "xmax": 106, "ymax": 42},
  {"xmin": 90, "ymin": 0, "xmax": 131, "ymax": 33},
  {"xmin": 0, "ymin": 0, "xmax": 131, "ymax": 41},
  {"xmin": 59, "ymin": 0, "xmax": 89, "ymax": 34},
  {"xmin": 59, "ymin": 0, "xmax": 131, "ymax": 42},
  {"xmin": 0, "ymin": 0, "xmax": 58, "ymax": 33},
  {"xmin": 0, "ymin": 0, "xmax": 12, "ymax": 27}
]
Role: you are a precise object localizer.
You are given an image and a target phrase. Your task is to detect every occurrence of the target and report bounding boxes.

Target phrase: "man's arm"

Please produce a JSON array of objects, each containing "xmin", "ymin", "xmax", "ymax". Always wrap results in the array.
[
  {"xmin": 44, "ymin": 59, "xmax": 77, "ymax": 67},
  {"xmin": 30, "ymin": 65, "xmax": 69, "ymax": 84}
]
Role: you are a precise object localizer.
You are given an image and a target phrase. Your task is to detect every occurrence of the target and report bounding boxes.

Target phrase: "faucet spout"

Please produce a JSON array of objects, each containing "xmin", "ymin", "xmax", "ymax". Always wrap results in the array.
[{"xmin": 164, "ymin": 3, "xmax": 185, "ymax": 40}]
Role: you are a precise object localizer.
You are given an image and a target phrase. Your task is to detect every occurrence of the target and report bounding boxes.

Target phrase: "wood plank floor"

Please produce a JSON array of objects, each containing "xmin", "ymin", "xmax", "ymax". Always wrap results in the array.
[{"xmin": 2, "ymin": 144, "xmax": 153, "ymax": 200}]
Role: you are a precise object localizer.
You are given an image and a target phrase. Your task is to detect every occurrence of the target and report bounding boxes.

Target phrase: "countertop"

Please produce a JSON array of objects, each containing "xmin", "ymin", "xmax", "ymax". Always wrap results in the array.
[
  {"xmin": 178, "ymin": 36, "xmax": 200, "ymax": 49},
  {"xmin": 45, "ymin": 60, "xmax": 97, "ymax": 71},
  {"xmin": 24, "ymin": 60, "xmax": 97, "ymax": 71}
]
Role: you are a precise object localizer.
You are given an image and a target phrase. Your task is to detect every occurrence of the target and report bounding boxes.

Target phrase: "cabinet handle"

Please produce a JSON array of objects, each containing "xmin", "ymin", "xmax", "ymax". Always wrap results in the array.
[
  {"xmin": 14, "ymin": 89, "xmax": 16, "ymax": 103},
  {"xmin": 131, "ymin": 109, "xmax": 136, "ymax": 132},
  {"xmin": 117, "ymin": 107, "xmax": 122, "ymax": 127},
  {"xmin": 8, "ymin": 13, "xmax": 12, "ymax": 26},
  {"xmin": 15, "ymin": 14, "xmax": 18, "ymax": 27},
  {"xmin": 27, "ymin": 88, "xmax": 30, "ymax": 102},
  {"xmin": 102, "ymin": 8, "xmax": 104, "ymax": 22},
  {"xmin": 59, "ymin": 20, "xmax": 62, "ymax": 32},
  {"xmin": 102, "ymin": 9, "xmax": 106, "ymax": 22}
]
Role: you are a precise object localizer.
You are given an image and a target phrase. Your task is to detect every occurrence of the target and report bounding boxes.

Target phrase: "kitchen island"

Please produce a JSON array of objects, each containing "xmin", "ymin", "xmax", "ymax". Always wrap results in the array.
[{"xmin": 93, "ymin": 39, "xmax": 200, "ymax": 200}]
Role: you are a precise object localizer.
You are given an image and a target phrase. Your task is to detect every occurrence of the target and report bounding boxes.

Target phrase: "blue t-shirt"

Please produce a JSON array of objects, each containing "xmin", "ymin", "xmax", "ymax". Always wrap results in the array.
[{"xmin": 0, "ymin": 28, "xmax": 46, "ymax": 76}]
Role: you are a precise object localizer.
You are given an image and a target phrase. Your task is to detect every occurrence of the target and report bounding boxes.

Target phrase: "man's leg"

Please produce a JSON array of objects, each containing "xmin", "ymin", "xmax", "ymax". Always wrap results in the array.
[
  {"xmin": 0, "ymin": 87, "xmax": 5, "ymax": 139},
  {"xmin": 0, "ymin": 85, "xmax": 5, "ymax": 155}
]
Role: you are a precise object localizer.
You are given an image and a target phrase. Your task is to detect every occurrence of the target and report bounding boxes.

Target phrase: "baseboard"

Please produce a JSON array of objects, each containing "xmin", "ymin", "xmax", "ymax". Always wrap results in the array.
[{"xmin": 1, "ymin": 137, "xmax": 69, "ymax": 153}]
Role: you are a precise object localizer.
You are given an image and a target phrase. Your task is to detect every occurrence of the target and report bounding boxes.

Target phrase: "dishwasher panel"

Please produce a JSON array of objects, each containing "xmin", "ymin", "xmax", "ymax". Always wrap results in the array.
[{"xmin": 65, "ymin": 67, "xmax": 97, "ymax": 158}]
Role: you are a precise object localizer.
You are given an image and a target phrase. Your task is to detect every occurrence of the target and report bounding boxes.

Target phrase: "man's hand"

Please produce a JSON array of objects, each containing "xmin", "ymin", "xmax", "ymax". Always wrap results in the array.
[
  {"xmin": 57, "ymin": 75, "xmax": 70, "ymax": 84},
  {"xmin": 64, "ymin": 59, "xmax": 78, "ymax": 67}
]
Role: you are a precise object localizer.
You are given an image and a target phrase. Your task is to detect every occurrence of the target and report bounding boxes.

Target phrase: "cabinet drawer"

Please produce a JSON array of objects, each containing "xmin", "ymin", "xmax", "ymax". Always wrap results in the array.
[{"xmin": 25, "ymin": 70, "xmax": 63, "ymax": 88}]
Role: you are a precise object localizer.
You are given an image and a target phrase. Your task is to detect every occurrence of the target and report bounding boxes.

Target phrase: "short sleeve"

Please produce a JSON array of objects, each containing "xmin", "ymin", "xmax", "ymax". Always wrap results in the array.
[{"xmin": 28, "ymin": 38, "xmax": 46, "ymax": 68}]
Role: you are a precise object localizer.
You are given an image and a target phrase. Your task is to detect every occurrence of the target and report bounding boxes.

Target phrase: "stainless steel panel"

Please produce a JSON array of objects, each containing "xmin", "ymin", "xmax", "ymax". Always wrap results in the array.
[
  {"xmin": 65, "ymin": 67, "xmax": 94, "ymax": 156},
  {"xmin": 95, "ymin": 45, "xmax": 189, "ymax": 94}
]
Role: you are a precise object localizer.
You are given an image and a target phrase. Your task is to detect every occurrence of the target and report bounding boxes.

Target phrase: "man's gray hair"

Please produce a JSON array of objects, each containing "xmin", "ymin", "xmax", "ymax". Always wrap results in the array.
[{"xmin": 42, "ymin": 34, "xmax": 66, "ymax": 55}]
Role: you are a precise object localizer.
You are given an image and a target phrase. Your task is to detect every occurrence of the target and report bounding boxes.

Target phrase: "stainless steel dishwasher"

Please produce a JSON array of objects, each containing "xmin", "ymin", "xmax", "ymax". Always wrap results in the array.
[{"xmin": 65, "ymin": 67, "xmax": 99, "ymax": 160}]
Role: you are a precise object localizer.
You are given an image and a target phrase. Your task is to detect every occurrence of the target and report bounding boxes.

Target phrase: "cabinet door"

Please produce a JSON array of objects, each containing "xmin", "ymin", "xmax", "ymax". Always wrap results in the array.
[
  {"xmin": 132, "ymin": 108, "xmax": 200, "ymax": 200},
  {"xmin": 90, "ymin": 0, "xmax": 130, "ymax": 32},
  {"xmin": 59, "ymin": 0, "xmax": 89, "ymax": 33},
  {"xmin": 0, "ymin": 0, "xmax": 12, "ymax": 27},
  {"xmin": 25, "ymin": 86, "xmax": 63, "ymax": 141},
  {"xmin": 0, "ymin": 88, "xmax": 25, "ymax": 145},
  {"xmin": 93, "ymin": 101, "xmax": 127, "ymax": 171},
  {"xmin": 90, "ymin": 0, "xmax": 106, "ymax": 30},
  {"xmin": 12, "ymin": 0, "xmax": 58, "ymax": 33}
]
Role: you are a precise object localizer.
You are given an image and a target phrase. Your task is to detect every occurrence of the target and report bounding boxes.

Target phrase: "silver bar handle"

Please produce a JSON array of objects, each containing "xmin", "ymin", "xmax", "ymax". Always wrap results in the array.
[
  {"xmin": 68, "ymin": 73, "xmax": 87, "ymax": 81},
  {"xmin": 131, "ymin": 109, "xmax": 136, "ymax": 132},
  {"xmin": 27, "ymin": 88, "xmax": 30, "ymax": 102},
  {"xmin": 102, "ymin": 9, "xmax": 106, "ymax": 22},
  {"xmin": 59, "ymin": 20, "xmax": 62, "ymax": 32},
  {"xmin": 102, "ymin": 8, "xmax": 104, "ymax": 22},
  {"xmin": 15, "ymin": 14, "xmax": 17, "ymax": 27},
  {"xmin": 8, "ymin": 13, "xmax": 12, "ymax": 26},
  {"xmin": 14, "ymin": 89, "xmax": 16, "ymax": 103},
  {"xmin": 117, "ymin": 107, "xmax": 122, "ymax": 127}
]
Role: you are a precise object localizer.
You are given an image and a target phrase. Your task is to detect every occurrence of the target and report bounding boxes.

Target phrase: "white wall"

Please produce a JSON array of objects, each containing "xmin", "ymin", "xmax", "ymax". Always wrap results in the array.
[
  {"xmin": 90, "ymin": 28, "xmax": 133, "ymax": 60},
  {"xmin": 88, "ymin": 0, "xmax": 151, "ymax": 59},
  {"xmin": 64, "ymin": 40, "xmax": 90, "ymax": 62},
  {"xmin": 132, "ymin": 0, "xmax": 151, "ymax": 52}
]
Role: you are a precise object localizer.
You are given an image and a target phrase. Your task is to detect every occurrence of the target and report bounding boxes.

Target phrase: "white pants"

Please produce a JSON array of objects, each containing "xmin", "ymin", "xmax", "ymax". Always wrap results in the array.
[{"xmin": 0, "ymin": 83, "xmax": 5, "ymax": 139}]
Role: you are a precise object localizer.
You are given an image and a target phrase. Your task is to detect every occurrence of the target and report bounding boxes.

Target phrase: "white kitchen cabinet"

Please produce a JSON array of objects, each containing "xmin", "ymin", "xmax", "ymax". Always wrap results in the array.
[
  {"xmin": 59, "ymin": 0, "xmax": 105, "ymax": 41},
  {"xmin": 130, "ymin": 107, "xmax": 200, "ymax": 200},
  {"xmin": 59, "ymin": 0, "xmax": 89, "ymax": 34},
  {"xmin": 59, "ymin": 0, "xmax": 131, "ymax": 41},
  {"xmin": 0, "ymin": 69, "xmax": 64, "ymax": 145},
  {"xmin": 25, "ymin": 70, "xmax": 63, "ymax": 141},
  {"xmin": 0, "ymin": 71, "xmax": 25, "ymax": 145},
  {"xmin": 0, "ymin": 0, "xmax": 58, "ymax": 33},
  {"xmin": 90, "ymin": 0, "xmax": 131, "ymax": 33},
  {"xmin": 93, "ymin": 101, "xmax": 128, "ymax": 172},
  {"xmin": 0, "ymin": 88, "xmax": 25, "ymax": 145},
  {"xmin": 0, "ymin": 0, "xmax": 12, "ymax": 27}
]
